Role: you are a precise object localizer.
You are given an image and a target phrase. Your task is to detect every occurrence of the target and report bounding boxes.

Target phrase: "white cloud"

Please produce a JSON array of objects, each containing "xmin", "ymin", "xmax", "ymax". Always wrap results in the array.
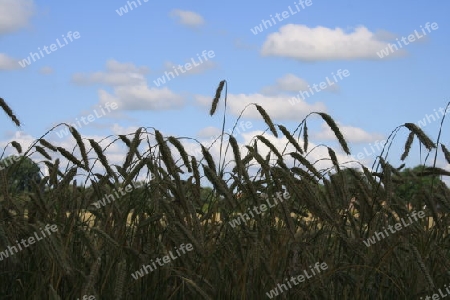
[
  {"xmin": 72, "ymin": 59, "xmax": 148, "ymax": 86},
  {"xmin": 105, "ymin": 59, "xmax": 149, "ymax": 73},
  {"xmin": 196, "ymin": 93, "xmax": 326, "ymax": 121},
  {"xmin": 39, "ymin": 66, "xmax": 54, "ymax": 74},
  {"xmin": 314, "ymin": 123, "xmax": 385, "ymax": 143},
  {"xmin": 98, "ymin": 86, "xmax": 183, "ymax": 111},
  {"xmin": 261, "ymin": 24, "xmax": 405, "ymax": 61},
  {"xmin": 196, "ymin": 120, "xmax": 255, "ymax": 146},
  {"xmin": 73, "ymin": 72, "xmax": 146, "ymax": 86},
  {"xmin": 110, "ymin": 124, "xmax": 142, "ymax": 136},
  {"xmin": 0, "ymin": 131, "xmax": 35, "ymax": 154},
  {"xmin": 72, "ymin": 60, "xmax": 184, "ymax": 111},
  {"xmin": 196, "ymin": 126, "xmax": 222, "ymax": 139},
  {"xmin": 261, "ymin": 73, "xmax": 339, "ymax": 95},
  {"xmin": 0, "ymin": 0, "xmax": 35, "ymax": 34},
  {"xmin": 372, "ymin": 29, "xmax": 398, "ymax": 41},
  {"xmin": 0, "ymin": 53, "xmax": 21, "ymax": 70},
  {"xmin": 170, "ymin": 9, "xmax": 205, "ymax": 28}
]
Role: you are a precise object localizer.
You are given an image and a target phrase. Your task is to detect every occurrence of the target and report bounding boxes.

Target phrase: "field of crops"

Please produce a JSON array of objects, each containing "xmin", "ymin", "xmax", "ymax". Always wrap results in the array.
[{"xmin": 1, "ymin": 87, "xmax": 450, "ymax": 299}]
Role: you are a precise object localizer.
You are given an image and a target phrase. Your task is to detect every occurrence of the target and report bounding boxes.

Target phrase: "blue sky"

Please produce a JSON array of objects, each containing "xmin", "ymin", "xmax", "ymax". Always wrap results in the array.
[{"xmin": 0, "ymin": 0, "xmax": 449, "ymax": 179}]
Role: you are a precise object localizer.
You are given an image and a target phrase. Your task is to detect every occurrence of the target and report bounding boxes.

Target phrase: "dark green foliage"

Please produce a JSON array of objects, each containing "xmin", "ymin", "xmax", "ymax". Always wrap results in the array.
[{"xmin": 1, "ymin": 155, "xmax": 41, "ymax": 192}]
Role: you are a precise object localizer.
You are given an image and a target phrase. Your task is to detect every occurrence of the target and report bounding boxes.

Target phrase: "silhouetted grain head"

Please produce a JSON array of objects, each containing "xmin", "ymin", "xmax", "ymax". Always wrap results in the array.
[
  {"xmin": 0, "ymin": 97, "xmax": 20, "ymax": 127},
  {"xmin": 255, "ymin": 104, "xmax": 278, "ymax": 137},
  {"xmin": 401, "ymin": 132, "xmax": 415, "ymax": 161},
  {"xmin": 303, "ymin": 123, "xmax": 308, "ymax": 153},
  {"xmin": 57, "ymin": 146, "xmax": 84, "ymax": 169},
  {"xmin": 210, "ymin": 80, "xmax": 226, "ymax": 116},
  {"xmin": 404, "ymin": 123, "xmax": 435, "ymax": 151},
  {"xmin": 317, "ymin": 112, "xmax": 350, "ymax": 155},
  {"xmin": 39, "ymin": 138, "xmax": 57, "ymax": 152},
  {"xmin": 69, "ymin": 126, "xmax": 89, "ymax": 170},
  {"xmin": 11, "ymin": 141, "xmax": 22, "ymax": 154},
  {"xmin": 88, "ymin": 139, "xmax": 117, "ymax": 181},
  {"xmin": 441, "ymin": 144, "xmax": 450, "ymax": 164},
  {"xmin": 168, "ymin": 136, "xmax": 192, "ymax": 172},
  {"xmin": 277, "ymin": 124, "xmax": 303, "ymax": 154}
]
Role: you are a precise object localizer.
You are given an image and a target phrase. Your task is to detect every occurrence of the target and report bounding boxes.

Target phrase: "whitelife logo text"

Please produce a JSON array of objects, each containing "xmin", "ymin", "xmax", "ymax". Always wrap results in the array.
[
  {"xmin": 18, "ymin": 31, "xmax": 81, "ymax": 68},
  {"xmin": 363, "ymin": 210, "xmax": 425, "ymax": 247},
  {"xmin": 289, "ymin": 69, "xmax": 350, "ymax": 105},
  {"xmin": 0, "ymin": 224, "xmax": 58, "ymax": 261},
  {"xmin": 250, "ymin": 1, "xmax": 313, "ymax": 35},
  {"xmin": 54, "ymin": 102, "xmax": 118, "ymax": 139},
  {"xmin": 131, "ymin": 243, "xmax": 193, "ymax": 280},
  {"xmin": 266, "ymin": 262, "xmax": 328, "ymax": 298},
  {"xmin": 376, "ymin": 22, "xmax": 438, "ymax": 58},
  {"xmin": 153, "ymin": 50, "xmax": 215, "ymax": 87},
  {"xmin": 228, "ymin": 192, "xmax": 290, "ymax": 228}
]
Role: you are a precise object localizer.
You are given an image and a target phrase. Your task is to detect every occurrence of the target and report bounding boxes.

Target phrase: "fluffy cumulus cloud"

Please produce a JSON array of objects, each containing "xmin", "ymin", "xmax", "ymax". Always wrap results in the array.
[
  {"xmin": 72, "ymin": 59, "xmax": 184, "ymax": 111},
  {"xmin": 98, "ymin": 86, "xmax": 183, "ymax": 111},
  {"xmin": 170, "ymin": 9, "xmax": 205, "ymax": 28},
  {"xmin": 313, "ymin": 122, "xmax": 385, "ymax": 143},
  {"xmin": 196, "ymin": 93, "xmax": 326, "ymax": 121},
  {"xmin": 261, "ymin": 24, "xmax": 406, "ymax": 61},
  {"xmin": 0, "ymin": 0, "xmax": 35, "ymax": 34},
  {"xmin": 0, "ymin": 53, "xmax": 21, "ymax": 70}
]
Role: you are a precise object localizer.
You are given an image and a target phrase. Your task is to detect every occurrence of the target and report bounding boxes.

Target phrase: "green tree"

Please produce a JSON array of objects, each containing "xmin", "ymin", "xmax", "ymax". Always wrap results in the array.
[
  {"xmin": 328, "ymin": 167, "xmax": 369, "ymax": 209},
  {"xmin": 394, "ymin": 165, "xmax": 449, "ymax": 211},
  {"xmin": 0, "ymin": 155, "xmax": 42, "ymax": 193}
]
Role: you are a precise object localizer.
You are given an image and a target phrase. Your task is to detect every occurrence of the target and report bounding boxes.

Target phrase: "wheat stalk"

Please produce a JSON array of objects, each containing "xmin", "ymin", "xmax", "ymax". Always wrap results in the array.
[
  {"xmin": 39, "ymin": 138, "xmax": 58, "ymax": 151},
  {"xmin": 317, "ymin": 112, "xmax": 350, "ymax": 155},
  {"xmin": 404, "ymin": 123, "xmax": 435, "ymax": 151},
  {"xmin": 255, "ymin": 104, "xmax": 278, "ymax": 138},
  {"xmin": 88, "ymin": 138, "xmax": 118, "ymax": 181},
  {"xmin": 0, "ymin": 97, "xmax": 20, "ymax": 126},
  {"xmin": 401, "ymin": 132, "xmax": 415, "ymax": 161},
  {"xmin": 168, "ymin": 136, "xmax": 192, "ymax": 172},
  {"xmin": 114, "ymin": 259, "xmax": 127, "ymax": 300},
  {"xmin": 35, "ymin": 145, "xmax": 52, "ymax": 160},
  {"xmin": 69, "ymin": 126, "xmax": 89, "ymax": 170},
  {"xmin": 210, "ymin": 80, "xmax": 225, "ymax": 116},
  {"xmin": 441, "ymin": 144, "xmax": 450, "ymax": 164},
  {"xmin": 11, "ymin": 141, "xmax": 22, "ymax": 154},
  {"xmin": 81, "ymin": 257, "xmax": 101, "ymax": 296}
]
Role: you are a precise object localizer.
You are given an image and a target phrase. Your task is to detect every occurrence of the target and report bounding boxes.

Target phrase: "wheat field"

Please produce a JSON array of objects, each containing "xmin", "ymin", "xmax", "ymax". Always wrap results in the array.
[{"xmin": 0, "ymin": 88, "xmax": 450, "ymax": 299}]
